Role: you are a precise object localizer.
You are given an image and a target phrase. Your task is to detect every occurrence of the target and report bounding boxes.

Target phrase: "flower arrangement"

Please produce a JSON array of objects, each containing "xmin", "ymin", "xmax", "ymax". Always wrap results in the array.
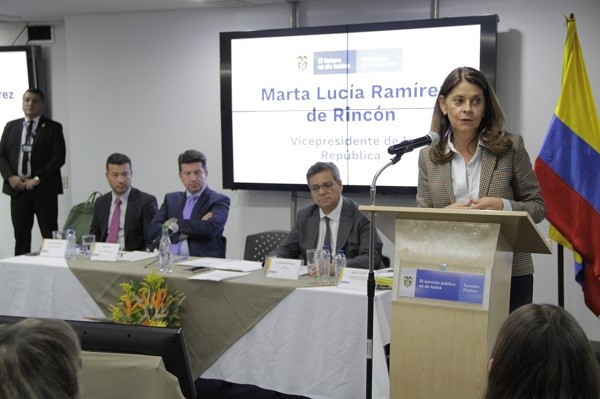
[{"xmin": 109, "ymin": 271, "xmax": 185, "ymax": 327}]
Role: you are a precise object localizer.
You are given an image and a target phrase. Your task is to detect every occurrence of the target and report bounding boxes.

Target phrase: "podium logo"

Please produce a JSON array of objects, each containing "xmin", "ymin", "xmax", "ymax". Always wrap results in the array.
[{"xmin": 403, "ymin": 275, "xmax": 413, "ymax": 288}]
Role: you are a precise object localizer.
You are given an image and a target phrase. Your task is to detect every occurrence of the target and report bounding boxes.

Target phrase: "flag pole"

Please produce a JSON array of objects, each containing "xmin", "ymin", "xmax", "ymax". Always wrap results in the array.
[{"xmin": 558, "ymin": 244, "xmax": 564, "ymax": 307}]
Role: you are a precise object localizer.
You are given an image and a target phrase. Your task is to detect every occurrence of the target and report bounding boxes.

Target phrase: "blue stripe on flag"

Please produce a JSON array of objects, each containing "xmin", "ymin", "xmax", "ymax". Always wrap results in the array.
[{"xmin": 538, "ymin": 114, "xmax": 600, "ymax": 214}]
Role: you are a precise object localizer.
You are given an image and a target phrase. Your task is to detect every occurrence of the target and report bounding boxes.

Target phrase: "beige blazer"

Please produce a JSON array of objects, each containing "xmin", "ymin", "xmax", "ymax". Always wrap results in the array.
[{"xmin": 417, "ymin": 132, "xmax": 546, "ymax": 276}]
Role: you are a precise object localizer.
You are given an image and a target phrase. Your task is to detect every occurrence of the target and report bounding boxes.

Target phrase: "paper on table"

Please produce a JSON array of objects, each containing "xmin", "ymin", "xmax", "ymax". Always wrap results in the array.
[
  {"xmin": 188, "ymin": 270, "xmax": 249, "ymax": 281},
  {"xmin": 179, "ymin": 257, "xmax": 262, "ymax": 272},
  {"xmin": 119, "ymin": 251, "xmax": 157, "ymax": 262}
]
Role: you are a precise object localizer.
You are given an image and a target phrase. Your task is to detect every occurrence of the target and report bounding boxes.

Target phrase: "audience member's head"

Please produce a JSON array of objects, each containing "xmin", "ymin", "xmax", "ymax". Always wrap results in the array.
[
  {"xmin": 485, "ymin": 303, "xmax": 600, "ymax": 399},
  {"xmin": 0, "ymin": 318, "xmax": 82, "ymax": 399},
  {"xmin": 306, "ymin": 161, "xmax": 343, "ymax": 214}
]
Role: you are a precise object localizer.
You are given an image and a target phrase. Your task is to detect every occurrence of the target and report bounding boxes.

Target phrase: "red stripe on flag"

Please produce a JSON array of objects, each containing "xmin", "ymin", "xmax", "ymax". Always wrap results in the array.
[
  {"xmin": 536, "ymin": 159, "xmax": 600, "ymax": 264},
  {"xmin": 535, "ymin": 159, "xmax": 600, "ymax": 315}
]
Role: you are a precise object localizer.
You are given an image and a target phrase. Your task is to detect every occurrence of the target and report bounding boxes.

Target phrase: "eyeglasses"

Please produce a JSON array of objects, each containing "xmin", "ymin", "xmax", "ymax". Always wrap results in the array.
[{"xmin": 309, "ymin": 181, "xmax": 338, "ymax": 193}]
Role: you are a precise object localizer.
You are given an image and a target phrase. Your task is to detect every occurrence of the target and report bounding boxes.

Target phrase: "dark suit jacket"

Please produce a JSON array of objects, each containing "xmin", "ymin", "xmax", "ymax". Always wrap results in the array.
[
  {"xmin": 416, "ymin": 132, "xmax": 546, "ymax": 276},
  {"xmin": 89, "ymin": 188, "xmax": 158, "ymax": 251},
  {"xmin": 269, "ymin": 196, "xmax": 383, "ymax": 269},
  {"xmin": 148, "ymin": 186, "xmax": 230, "ymax": 258},
  {"xmin": 0, "ymin": 116, "xmax": 66, "ymax": 197}
]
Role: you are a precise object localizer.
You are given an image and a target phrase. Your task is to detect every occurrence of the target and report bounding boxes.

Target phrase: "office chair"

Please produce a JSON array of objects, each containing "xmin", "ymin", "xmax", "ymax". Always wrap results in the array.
[
  {"xmin": 243, "ymin": 230, "xmax": 289, "ymax": 262},
  {"xmin": 382, "ymin": 255, "xmax": 391, "ymax": 268}
]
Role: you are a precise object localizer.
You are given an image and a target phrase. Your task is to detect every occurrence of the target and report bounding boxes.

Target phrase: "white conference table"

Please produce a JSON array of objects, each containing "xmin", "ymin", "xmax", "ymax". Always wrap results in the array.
[{"xmin": 0, "ymin": 255, "xmax": 391, "ymax": 399}]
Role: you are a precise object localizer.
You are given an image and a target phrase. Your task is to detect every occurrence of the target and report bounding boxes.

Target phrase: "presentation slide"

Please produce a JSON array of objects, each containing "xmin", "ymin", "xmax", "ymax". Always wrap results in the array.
[
  {"xmin": 0, "ymin": 50, "xmax": 30, "ymax": 129},
  {"xmin": 222, "ymin": 16, "xmax": 497, "ymax": 192}
]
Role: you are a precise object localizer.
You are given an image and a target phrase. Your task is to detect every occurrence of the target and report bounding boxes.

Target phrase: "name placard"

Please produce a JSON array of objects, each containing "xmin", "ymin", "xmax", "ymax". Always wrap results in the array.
[
  {"xmin": 90, "ymin": 243, "xmax": 121, "ymax": 262},
  {"xmin": 39, "ymin": 239, "xmax": 67, "ymax": 257},
  {"xmin": 398, "ymin": 268, "xmax": 485, "ymax": 305},
  {"xmin": 338, "ymin": 267, "xmax": 369, "ymax": 290},
  {"xmin": 265, "ymin": 257, "xmax": 302, "ymax": 280}
]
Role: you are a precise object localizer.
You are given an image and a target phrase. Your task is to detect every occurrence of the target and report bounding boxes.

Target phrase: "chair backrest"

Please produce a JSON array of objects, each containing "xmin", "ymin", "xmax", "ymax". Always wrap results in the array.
[
  {"xmin": 243, "ymin": 230, "xmax": 289, "ymax": 262},
  {"xmin": 382, "ymin": 255, "xmax": 391, "ymax": 268}
]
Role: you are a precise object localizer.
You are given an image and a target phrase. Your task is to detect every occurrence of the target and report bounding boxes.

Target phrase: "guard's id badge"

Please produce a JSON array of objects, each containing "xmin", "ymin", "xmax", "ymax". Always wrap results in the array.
[{"xmin": 22, "ymin": 144, "xmax": 32, "ymax": 153}]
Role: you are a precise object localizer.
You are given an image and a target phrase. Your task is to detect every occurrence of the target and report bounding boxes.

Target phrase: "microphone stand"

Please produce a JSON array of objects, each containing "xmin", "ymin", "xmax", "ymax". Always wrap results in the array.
[{"xmin": 366, "ymin": 150, "xmax": 405, "ymax": 399}]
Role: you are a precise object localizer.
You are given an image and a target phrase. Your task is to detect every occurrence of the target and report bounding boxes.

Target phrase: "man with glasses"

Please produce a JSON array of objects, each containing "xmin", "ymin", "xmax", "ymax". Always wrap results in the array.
[{"xmin": 269, "ymin": 161, "xmax": 383, "ymax": 269}]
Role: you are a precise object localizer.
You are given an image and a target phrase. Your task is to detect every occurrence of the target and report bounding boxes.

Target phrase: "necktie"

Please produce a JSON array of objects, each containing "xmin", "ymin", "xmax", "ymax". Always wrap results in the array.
[
  {"xmin": 323, "ymin": 216, "xmax": 332, "ymax": 250},
  {"xmin": 21, "ymin": 120, "xmax": 34, "ymax": 175},
  {"xmin": 183, "ymin": 194, "xmax": 198, "ymax": 219},
  {"xmin": 107, "ymin": 197, "xmax": 122, "ymax": 243},
  {"xmin": 171, "ymin": 195, "xmax": 198, "ymax": 255}
]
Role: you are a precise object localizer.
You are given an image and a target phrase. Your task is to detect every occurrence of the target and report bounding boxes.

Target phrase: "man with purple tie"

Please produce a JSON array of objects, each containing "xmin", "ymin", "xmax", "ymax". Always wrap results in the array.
[
  {"xmin": 89, "ymin": 153, "xmax": 158, "ymax": 251},
  {"xmin": 148, "ymin": 150, "xmax": 230, "ymax": 258}
]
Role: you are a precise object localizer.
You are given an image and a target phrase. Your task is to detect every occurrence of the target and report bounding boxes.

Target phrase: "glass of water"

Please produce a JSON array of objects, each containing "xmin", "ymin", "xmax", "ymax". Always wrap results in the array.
[
  {"xmin": 81, "ymin": 234, "xmax": 95, "ymax": 259},
  {"xmin": 305, "ymin": 249, "xmax": 317, "ymax": 276}
]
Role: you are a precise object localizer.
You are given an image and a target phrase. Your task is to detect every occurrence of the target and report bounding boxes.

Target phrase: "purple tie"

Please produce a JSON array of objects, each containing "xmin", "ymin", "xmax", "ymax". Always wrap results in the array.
[
  {"xmin": 107, "ymin": 197, "xmax": 122, "ymax": 243},
  {"xmin": 183, "ymin": 194, "xmax": 197, "ymax": 219},
  {"xmin": 171, "ymin": 194, "xmax": 198, "ymax": 255}
]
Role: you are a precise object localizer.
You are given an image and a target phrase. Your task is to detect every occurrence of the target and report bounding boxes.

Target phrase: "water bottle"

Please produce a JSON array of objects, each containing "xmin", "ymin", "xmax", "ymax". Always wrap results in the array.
[
  {"xmin": 65, "ymin": 226, "xmax": 77, "ymax": 260},
  {"xmin": 333, "ymin": 249, "xmax": 346, "ymax": 285},
  {"xmin": 317, "ymin": 245, "xmax": 332, "ymax": 285},
  {"xmin": 158, "ymin": 224, "xmax": 172, "ymax": 273}
]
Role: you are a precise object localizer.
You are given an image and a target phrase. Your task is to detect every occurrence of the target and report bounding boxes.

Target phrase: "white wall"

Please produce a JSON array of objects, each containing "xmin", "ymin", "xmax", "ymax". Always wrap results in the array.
[{"xmin": 1, "ymin": 0, "xmax": 599, "ymax": 338}]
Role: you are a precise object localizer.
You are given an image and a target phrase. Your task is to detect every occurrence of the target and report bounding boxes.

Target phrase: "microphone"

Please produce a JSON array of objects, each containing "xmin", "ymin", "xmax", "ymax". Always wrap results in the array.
[
  {"xmin": 146, "ymin": 222, "xmax": 179, "ymax": 252},
  {"xmin": 387, "ymin": 132, "xmax": 440, "ymax": 155}
]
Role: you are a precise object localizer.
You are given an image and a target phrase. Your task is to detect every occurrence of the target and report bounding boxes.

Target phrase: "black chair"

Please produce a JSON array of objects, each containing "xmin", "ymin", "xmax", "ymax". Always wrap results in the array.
[
  {"xmin": 243, "ymin": 230, "xmax": 289, "ymax": 262},
  {"xmin": 381, "ymin": 255, "xmax": 391, "ymax": 268}
]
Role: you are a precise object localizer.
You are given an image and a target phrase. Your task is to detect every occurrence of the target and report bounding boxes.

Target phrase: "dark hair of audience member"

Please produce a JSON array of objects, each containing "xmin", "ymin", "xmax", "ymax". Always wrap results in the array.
[
  {"xmin": 0, "ymin": 318, "xmax": 82, "ymax": 399},
  {"xmin": 484, "ymin": 303, "xmax": 600, "ymax": 399}
]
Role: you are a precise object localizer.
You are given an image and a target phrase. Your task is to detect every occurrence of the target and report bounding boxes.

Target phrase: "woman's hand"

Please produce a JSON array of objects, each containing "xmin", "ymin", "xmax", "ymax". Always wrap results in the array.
[{"xmin": 469, "ymin": 197, "xmax": 504, "ymax": 210}]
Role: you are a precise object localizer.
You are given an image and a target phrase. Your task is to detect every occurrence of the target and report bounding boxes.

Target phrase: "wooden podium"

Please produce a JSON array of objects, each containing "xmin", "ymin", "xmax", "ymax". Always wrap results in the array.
[{"xmin": 360, "ymin": 206, "xmax": 551, "ymax": 399}]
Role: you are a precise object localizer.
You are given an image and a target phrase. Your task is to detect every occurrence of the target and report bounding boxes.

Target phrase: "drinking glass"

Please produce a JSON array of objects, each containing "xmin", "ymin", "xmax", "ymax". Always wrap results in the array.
[
  {"xmin": 52, "ymin": 230, "xmax": 65, "ymax": 240},
  {"xmin": 305, "ymin": 249, "xmax": 317, "ymax": 276},
  {"xmin": 316, "ymin": 249, "xmax": 332, "ymax": 285},
  {"xmin": 81, "ymin": 234, "xmax": 95, "ymax": 259}
]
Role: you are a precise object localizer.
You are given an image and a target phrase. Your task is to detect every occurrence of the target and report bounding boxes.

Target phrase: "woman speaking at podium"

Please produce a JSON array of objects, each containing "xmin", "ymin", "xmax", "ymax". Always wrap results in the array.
[{"xmin": 416, "ymin": 66, "xmax": 546, "ymax": 312}]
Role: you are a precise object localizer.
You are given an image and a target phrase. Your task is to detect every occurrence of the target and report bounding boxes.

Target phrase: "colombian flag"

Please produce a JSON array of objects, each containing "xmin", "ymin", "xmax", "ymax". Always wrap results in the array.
[{"xmin": 534, "ymin": 17, "xmax": 600, "ymax": 316}]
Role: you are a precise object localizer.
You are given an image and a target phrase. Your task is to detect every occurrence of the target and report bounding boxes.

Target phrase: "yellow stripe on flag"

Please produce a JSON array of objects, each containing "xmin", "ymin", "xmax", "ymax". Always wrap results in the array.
[{"xmin": 555, "ymin": 18, "xmax": 600, "ymax": 152}]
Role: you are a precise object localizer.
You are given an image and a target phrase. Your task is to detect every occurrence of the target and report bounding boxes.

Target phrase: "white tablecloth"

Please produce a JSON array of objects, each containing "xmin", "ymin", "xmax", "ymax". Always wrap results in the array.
[
  {"xmin": 0, "ymin": 256, "xmax": 104, "ymax": 319},
  {"xmin": 0, "ymin": 256, "xmax": 391, "ymax": 399},
  {"xmin": 202, "ymin": 286, "xmax": 391, "ymax": 399}
]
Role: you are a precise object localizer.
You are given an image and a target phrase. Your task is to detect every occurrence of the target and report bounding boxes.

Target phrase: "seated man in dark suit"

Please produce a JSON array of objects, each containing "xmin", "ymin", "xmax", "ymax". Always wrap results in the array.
[
  {"xmin": 89, "ymin": 153, "xmax": 158, "ymax": 251},
  {"xmin": 148, "ymin": 150, "xmax": 230, "ymax": 258},
  {"xmin": 269, "ymin": 161, "xmax": 383, "ymax": 269}
]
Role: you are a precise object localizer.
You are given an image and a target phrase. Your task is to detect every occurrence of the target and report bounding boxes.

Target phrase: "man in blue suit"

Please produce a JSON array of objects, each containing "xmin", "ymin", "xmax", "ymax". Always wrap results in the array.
[
  {"xmin": 148, "ymin": 150, "xmax": 230, "ymax": 258},
  {"xmin": 269, "ymin": 162, "xmax": 383, "ymax": 269}
]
